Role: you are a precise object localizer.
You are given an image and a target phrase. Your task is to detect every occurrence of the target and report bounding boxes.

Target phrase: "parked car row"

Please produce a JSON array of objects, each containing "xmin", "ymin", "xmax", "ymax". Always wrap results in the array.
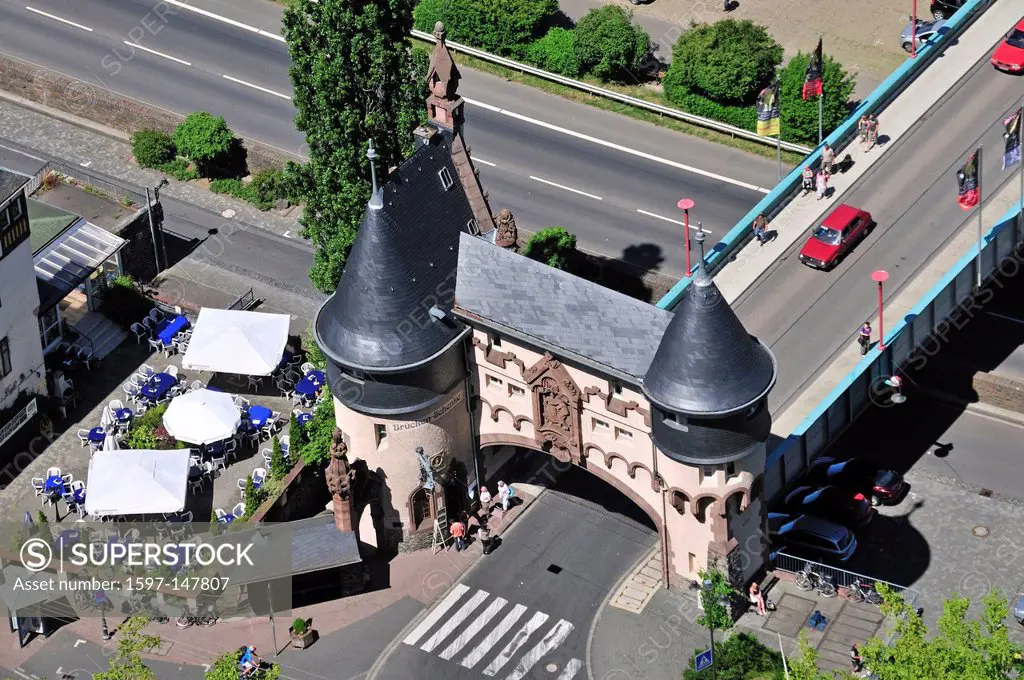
[{"xmin": 766, "ymin": 457, "xmax": 907, "ymax": 563}]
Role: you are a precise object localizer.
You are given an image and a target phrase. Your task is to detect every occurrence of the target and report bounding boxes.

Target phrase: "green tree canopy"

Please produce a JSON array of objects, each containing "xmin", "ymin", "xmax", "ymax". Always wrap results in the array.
[
  {"xmin": 285, "ymin": 0, "xmax": 423, "ymax": 293},
  {"xmin": 696, "ymin": 568, "xmax": 734, "ymax": 630},
  {"xmin": 682, "ymin": 632, "xmax": 785, "ymax": 680},
  {"xmin": 94, "ymin": 616, "xmax": 161, "ymax": 680},
  {"xmin": 522, "ymin": 227, "xmax": 578, "ymax": 271},
  {"xmin": 664, "ymin": 20, "xmax": 783, "ymax": 105},
  {"xmin": 778, "ymin": 51, "xmax": 856, "ymax": 144},
  {"xmin": 206, "ymin": 649, "xmax": 281, "ymax": 680},
  {"xmin": 526, "ymin": 27, "xmax": 580, "ymax": 77},
  {"xmin": 172, "ymin": 112, "xmax": 234, "ymax": 170},
  {"xmin": 413, "ymin": 0, "xmax": 558, "ymax": 57},
  {"xmin": 572, "ymin": 5, "xmax": 651, "ymax": 81},
  {"xmin": 859, "ymin": 584, "xmax": 1024, "ymax": 679}
]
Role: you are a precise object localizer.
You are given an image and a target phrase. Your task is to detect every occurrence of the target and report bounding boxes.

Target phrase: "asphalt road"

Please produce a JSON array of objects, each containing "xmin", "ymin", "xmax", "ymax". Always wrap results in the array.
[
  {"xmin": 734, "ymin": 46, "xmax": 1023, "ymax": 415},
  {"xmin": 0, "ymin": 0, "xmax": 781, "ymax": 276},
  {"xmin": 371, "ymin": 464, "xmax": 658, "ymax": 680}
]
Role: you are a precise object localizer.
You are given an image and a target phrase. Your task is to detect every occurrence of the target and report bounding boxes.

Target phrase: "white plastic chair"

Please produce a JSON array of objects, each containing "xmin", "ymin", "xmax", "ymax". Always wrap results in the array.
[
  {"xmin": 165, "ymin": 365, "xmax": 178, "ymax": 379},
  {"xmin": 233, "ymin": 396, "xmax": 250, "ymax": 409},
  {"xmin": 31, "ymin": 478, "xmax": 44, "ymax": 496},
  {"xmin": 45, "ymin": 467, "xmax": 61, "ymax": 479},
  {"xmin": 253, "ymin": 468, "xmax": 267, "ymax": 487},
  {"xmin": 76, "ymin": 428, "xmax": 90, "ymax": 448},
  {"xmin": 232, "ymin": 502, "xmax": 245, "ymax": 517},
  {"xmin": 224, "ymin": 439, "xmax": 238, "ymax": 463},
  {"xmin": 77, "ymin": 345, "xmax": 94, "ymax": 369},
  {"xmin": 300, "ymin": 362, "xmax": 315, "ymax": 376},
  {"xmin": 215, "ymin": 508, "xmax": 227, "ymax": 522},
  {"xmin": 139, "ymin": 364, "xmax": 155, "ymax": 377},
  {"xmin": 148, "ymin": 308, "xmax": 165, "ymax": 323},
  {"xmin": 147, "ymin": 337, "xmax": 163, "ymax": 354},
  {"xmin": 61, "ymin": 473, "xmax": 73, "ymax": 485},
  {"xmin": 261, "ymin": 449, "xmax": 273, "ymax": 467},
  {"xmin": 130, "ymin": 323, "xmax": 148, "ymax": 343},
  {"xmin": 188, "ymin": 474, "xmax": 204, "ymax": 495},
  {"xmin": 210, "ymin": 453, "xmax": 227, "ymax": 472},
  {"xmin": 190, "ymin": 380, "xmax": 205, "ymax": 392},
  {"xmin": 142, "ymin": 317, "xmax": 156, "ymax": 330}
]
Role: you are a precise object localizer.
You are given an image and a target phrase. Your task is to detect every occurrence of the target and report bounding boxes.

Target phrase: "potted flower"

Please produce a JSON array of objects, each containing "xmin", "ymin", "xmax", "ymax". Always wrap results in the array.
[{"xmin": 289, "ymin": 617, "xmax": 317, "ymax": 649}]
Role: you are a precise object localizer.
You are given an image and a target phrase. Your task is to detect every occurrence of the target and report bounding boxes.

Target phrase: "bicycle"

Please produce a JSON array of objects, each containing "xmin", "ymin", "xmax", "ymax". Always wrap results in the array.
[
  {"xmin": 846, "ymin": 579, "xmax": 883, "ymax": 605},
  {"xmin": 795, "ymin": 566, "xmax": 837, "ymax": 597}
]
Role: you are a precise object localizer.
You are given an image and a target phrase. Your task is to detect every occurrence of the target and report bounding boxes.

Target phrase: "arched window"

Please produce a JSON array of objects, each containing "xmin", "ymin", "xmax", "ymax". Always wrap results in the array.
[
  {"xmin": 411, "ymin": 487, "xmax": 433, "ymax": 531},
  {"xmin": 695, "ymin": 497, "xmax": 716, "ymax": 524},
  {"xmin": 725, "ymin": 491, "xmax": 743, "ymax": 516},
  {"xmin": 670, "ymin": 490, "xmax": 689, "ymax": 515}
]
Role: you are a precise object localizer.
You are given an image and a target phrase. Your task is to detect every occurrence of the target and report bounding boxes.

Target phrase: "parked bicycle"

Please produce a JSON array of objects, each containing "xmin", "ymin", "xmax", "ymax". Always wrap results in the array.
[
  {"xmin": 846, "ymin": 579, "xmax": 883, "ymax": 605},
  {"xmin": 176, "ymin": 603, "xmax": 217, "ymax": 629},
  {"xmin": 795, "ymin": 566, "xmax": 837, "ymax": 597}
]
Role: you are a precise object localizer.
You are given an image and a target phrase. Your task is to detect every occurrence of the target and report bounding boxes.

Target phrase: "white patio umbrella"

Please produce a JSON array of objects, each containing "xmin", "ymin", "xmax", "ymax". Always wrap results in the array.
[
  {"xmin": 102, "ymin": 433, "xmax": 120, "ymax": 450},
  {"xmin": 162, "ymin": 388, "xmax": 241, "ymax": 446},
  {"xmin": 181, "ymin": 308, "xmax": 290, "ymax": 376}
]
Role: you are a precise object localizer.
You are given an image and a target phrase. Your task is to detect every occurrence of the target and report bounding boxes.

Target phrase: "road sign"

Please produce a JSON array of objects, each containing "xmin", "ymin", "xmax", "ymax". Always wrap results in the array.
[{"xmin": 695, "ymin": 648, "xmax": 713, "ymax": 671}]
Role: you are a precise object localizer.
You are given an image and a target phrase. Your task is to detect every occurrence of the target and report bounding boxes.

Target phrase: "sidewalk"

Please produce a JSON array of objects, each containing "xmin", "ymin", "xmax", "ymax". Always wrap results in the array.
[{"xmin": 713, "ymin": 0, "xmax": 1022, "ymax": 306}]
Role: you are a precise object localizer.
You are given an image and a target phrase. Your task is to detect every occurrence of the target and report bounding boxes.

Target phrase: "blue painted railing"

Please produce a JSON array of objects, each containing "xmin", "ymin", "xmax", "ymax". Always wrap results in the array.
[
  {"xmin": 656, "ymin": 0, "xmax": 996, "ymax": 310},
  {"xmin": 762, "ymin": 198, "xmax": 1024, "ymax": 503}
]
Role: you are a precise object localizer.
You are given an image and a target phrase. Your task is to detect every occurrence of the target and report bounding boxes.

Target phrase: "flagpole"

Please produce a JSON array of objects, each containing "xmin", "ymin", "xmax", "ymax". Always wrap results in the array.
[
  {"xmin": 777, "ymin": 131, "xmax": 782, "ymax": 180},
  {"xmin": 818, "ymin": 35, "xmax": 824, "ymax": 144},
  {"xmin": 1019, "ymin": 107, "xmax": 1023, "ymax": 225},
  {"xmin": 977, "ymin": 144, "xmax": 984, "ymax": 288}
]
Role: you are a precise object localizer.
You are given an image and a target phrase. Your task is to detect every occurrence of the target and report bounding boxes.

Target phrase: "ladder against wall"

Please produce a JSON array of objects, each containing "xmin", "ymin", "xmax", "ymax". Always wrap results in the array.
[{"xmin": 431, "ymin": 502, "xmax": 450, "ymax": 554}]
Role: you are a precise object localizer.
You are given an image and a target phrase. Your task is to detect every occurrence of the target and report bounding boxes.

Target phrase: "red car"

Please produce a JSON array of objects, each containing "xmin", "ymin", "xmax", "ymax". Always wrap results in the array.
[
  {"xmin": 992, "ymin": 18, "xmax": 1024, "ymax": 73},
  {"xmin": 799, "ymin": 204, "xmax": 873, "ymax": 270}
]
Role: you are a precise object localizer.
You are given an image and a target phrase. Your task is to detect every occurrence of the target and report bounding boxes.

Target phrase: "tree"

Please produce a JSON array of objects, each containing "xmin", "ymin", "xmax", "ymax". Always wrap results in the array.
[
  {"xmin": 284, "ymin": 0, "xmax": 423, "ymax": 293},
  {"xmin": 786, "ymin": 632, "xmax": 835, "ymax": 680},
  {"xmin": 526, "ymin": 28, "xmax": 580, "ymax": 77},
  {"xmin": 299, "ymin": 392, "xmax": 336, "ymax": 468},
  {"xmin": 413, "ymin": 0, "xmax": 558, "ymax": 57},
  {"xmin": 573, "ymin": 5, "xmax": 651, "ymax": 81},
  {"xmin": 242, "ymin": 476, "xmax": 265, "ymax": 518},
  {"xmin": 94, "ymin": 616, "xmax": 161, "ymax": 680},
  {"xmin": 206, "ymin": 649, "xmax": 281, "ymax": 680},
  {"xmin": 289, "ymin": 412, "xmax": 309, "ymax": 450},
  {"xmin": 522, "ymin": 227, "xmax": 577, "ymax": 271},
  {"xmin": 663, "ymin": 20, "xmax": 783, "ymax": 105},
  {"xmin": 696, "ymin": 568, "xmax": 734, "ymax": 630},
  {"xmin": 172, "ymin": 112, "xmax": 235, "ymax": 173},
  {"xmin": 859, "ymin": 584, "xmax": 1024, "ymax": 679},
  {"xmin": 778, "ymin": 51, "xmax": 856, "ymax": 144},
  {"xmin": 269, "ymin": 436, "xmax": 289, "ymax": 480},
  {"xmin": 131, "ymin": 130, "xmax": 175, "ymax": 168},
  {"xmin": 682, "ymin": 632, "xmax": 784, "ymax": 680}
]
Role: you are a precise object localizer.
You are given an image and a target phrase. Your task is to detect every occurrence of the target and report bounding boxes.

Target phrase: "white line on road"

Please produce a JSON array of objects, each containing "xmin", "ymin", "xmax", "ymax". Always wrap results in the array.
[
  {"xmin": 440, "ymin": 597, "xmax": 508, "ymax": 660},
  {"xmin": 529, "ymin": 176, "xmax": 602, "ymax": 200},
  {"xmin": 420, "ymin": 589, "xmax": 490, "ymax": 652},
  {"xmin": 636, "ymin": 208, "xmax": 714, "ymax": 232},
  {"xmin": 557, "ymin": 659, "xmax": 584, "ymax": 680},
  {"xmin": 482, "ymin": 611, "xmax": 550, "ymax": 676},
  {"xmin": 158, "ymin": 0, "xmax": 285, "ymax": 41},
  {"xmin": 73, "ymin": 639, "xmax": 87, "ymax": 647},
  {"xmin": 222, "ymin": 75, "xmax": 291, "ymax": 100},
  {"xmin": 473, "ymin": 157, "xmax": 497, "ymax": 167},
  {"xmin": 123, "ymin": 41, "xmax": 192, "ymax": 66},
  {"xmin": 24, "ymin": 6, "xmax": 93, "ymax": 31},
  {"xmin": 986, "ymin": 311, "xmax": 1024, "ymax": 326},
  {"xmin": 402, "ymin": 583, "xmax": 468, "ymax": 647},
  {"xmin": 460, "ymin": 603, "xmax": 527, "ymax": 669},
  {"xmin": 503, "ymin": 619, "xmax": 575, "ymax": 680},
  {"xmin": 468, "ymin": 99, "xmax": 772, "ymax": 194}
]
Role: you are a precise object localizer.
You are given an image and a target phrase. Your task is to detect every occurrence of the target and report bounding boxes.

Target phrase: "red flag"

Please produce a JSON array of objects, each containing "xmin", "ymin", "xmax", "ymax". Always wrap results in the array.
[
  {"xmin": 802, "ymin": 39, "xmax": 824, "ymax": 100},
  {"xmin": 956, "ymin": 150, "xmax": 980, "ymax": 210}
]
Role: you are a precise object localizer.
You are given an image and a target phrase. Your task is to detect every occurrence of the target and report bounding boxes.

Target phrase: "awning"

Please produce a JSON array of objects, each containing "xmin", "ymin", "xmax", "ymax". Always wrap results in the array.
[
  {"xmin": 182, "ymin": 308, "xmax": 291, "ymax": 376},
  {"xmin": 85, "ymin": 449, "xmax": 191, "ymax": 517},
  {"xmin": 34, "ymin": 218, "xmax": 125, "ymax": 310}
]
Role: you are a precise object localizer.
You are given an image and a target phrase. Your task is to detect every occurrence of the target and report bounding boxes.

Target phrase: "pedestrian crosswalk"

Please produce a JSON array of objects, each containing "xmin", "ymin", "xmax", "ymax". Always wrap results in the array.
[{"xmin": 403, "ymin": 584, "xmax": 582, "ymax": 679}]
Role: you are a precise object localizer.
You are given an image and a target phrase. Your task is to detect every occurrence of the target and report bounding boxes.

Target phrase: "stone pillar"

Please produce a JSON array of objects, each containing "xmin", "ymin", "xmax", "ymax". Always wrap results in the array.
[{"xmin": 326, "ymin": 428, "xmax": 357, "ymax": 534}]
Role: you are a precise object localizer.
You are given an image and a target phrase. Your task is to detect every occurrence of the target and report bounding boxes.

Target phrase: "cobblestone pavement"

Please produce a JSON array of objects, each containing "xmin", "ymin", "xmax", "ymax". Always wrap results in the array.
[{"xmin": 0, "ymin": 97, "xmax": 300, "ymax": 238}]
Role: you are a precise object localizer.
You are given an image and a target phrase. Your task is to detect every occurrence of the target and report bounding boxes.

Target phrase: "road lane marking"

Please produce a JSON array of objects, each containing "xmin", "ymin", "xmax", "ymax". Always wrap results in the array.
[
  {"xmin": 482, "ymin": 611, "xmax": 550, "ymax": 676},
  {"xmin": 468, "ymin": 99, "xmax": 772, "ymax": 194},
  {"xmin": 158, "ymin": 0, "xmax": 285, "ymax": 41},
  {"xmin": 439, "ymin": 597, "xmax": 508, "ymax": 660},
  {"xmin": 123, "ymin": 41, "xmax": 192, "ymax": 66},
  {"xmin": 529, "ymin": 176, "xmax": 602, "ymax": 200},
  {"xmin": 402, "ymin": 583, "xmax": 469, "ymax": 647},
  {"xmin": 473, "ymin": 157, "xmax": 497, "ymax": 166},
  {"xmin": 636, "ymin": 208, "xmax": 713, "ymax": 232},
  {"xmin": 420, "ymin": 589, "xmax": 490, "ymax": 652},
  {"xmin": 460, "ymin": 603, "xmax": 527, "ymax": 669},
  {"xmin": 222, "ymin": 75, "xmax": 292, "ymax": 100},
  {"xmin": 24, "ymin": 6, "xmax": 93, "ymax": 31},
  {"xmin": 557, "ymin": 659, "xmax": 584, "ymax": 680},
  {"xmin": 986, "ymin": 311, "xmax": 1024, "ymax": 325},
  {"xmin": 503, "ymin": 619, "xmax": 575, "ymax": 680}
]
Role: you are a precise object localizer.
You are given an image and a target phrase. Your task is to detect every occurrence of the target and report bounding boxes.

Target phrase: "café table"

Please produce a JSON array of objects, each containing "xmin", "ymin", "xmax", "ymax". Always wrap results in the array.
[
  {"xmin": 140, "ymin": 373, "xmax": 176, "ymax": 402},
  {"xmin": 44, "ymin": 476, "xmax": 65, "ymax": 496},
  {"xmin": 156, "ymin": 315, "xmax": 189, "ymax": 346},
  {"xmin": 88, "ymin": 427, "xmax": 106, "ymax": 445},
  {"xmin": 247, "ymin": 405, "xmax": 273, "ymax": 428},
  {"xmin": 297, "ymin": 412, "xmax": 312, "ymax": 426}
]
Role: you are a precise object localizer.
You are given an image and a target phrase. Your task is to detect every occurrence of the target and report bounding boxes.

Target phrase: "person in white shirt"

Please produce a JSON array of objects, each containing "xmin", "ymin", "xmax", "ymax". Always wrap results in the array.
[{"xmin": 497, "ymin": 481, "xmax": 512, "ymax": 512}]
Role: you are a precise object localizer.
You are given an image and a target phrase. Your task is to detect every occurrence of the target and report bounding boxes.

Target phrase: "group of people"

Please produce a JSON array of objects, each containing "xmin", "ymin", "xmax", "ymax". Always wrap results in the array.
[
  {"xmin": 448, "ymin": 481, "xmax": 516, "ymax": 555},
  {"xmin": 858, "ymin": 114, "xmax": 880, "ymax": 153},
  {"xmin": 801, "ymin": 142, "xmax": 836, "ymax": 201}
]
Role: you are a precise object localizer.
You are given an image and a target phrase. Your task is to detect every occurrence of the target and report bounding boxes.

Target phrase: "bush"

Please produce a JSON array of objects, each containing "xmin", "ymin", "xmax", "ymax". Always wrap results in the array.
[
  {"xmin": 159, "ymin": 158, "xmax": 199, "ymax": 182},
  {"xmin": 777, "ymin": 51, "xmax": 856, "ymax": 144},
  {"xmin": 573, "ymin": 6, "xmax": 651, "ymax": 81},
  {"xmin": 269, "ymin": 436, "xmax": 289, "ymax": 481},
  {"xmin": 250, "ymin": 169, "xmax": 289, "ymax": 207},
  {"xmin": 206, "ymin": 651, "xmax": 280, "ymax": 680},
  {"xmin": 131, "ymin": 130, "xmax": 175, "ymax": 168},
  {"xmin": 300, "ymin": 392, "xmax": 335, "ymax": 468},
  {"xmin": 413, "ymin": 0, "xmax": 559, "ymax": 57},
  {"xmin": 526, "ymin": 28, "xmax": 580, "ymax": 77},
  {"xmin": 289, "ymin": 412, "xmax": 308, "ymax": 450},
  {"xmin": 291, "ymin": 617, "xmax": 307, "ymax": 635},
  {"xmin": 523, "ymin": 226, "xmax": 577, "ymax": 271},
  {"xmin": 682, "ymin": 632, "xmax": 784, "ymax": 680},
  {"xmin": 662, "ymin": 90, "xmax": 757, "ymax": 132},
  {"xmin": 173, "ymin": 112, "xmax": 235, "ymax": 173},
  {"xmin": 665, "ymin": 20, "xmax": 783, "ymax": 105}
]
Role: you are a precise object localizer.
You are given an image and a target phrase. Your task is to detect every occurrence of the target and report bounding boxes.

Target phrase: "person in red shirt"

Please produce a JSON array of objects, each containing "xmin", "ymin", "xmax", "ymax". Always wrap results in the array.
[{"xmin": 449, "ymin": 520, "xmax": 466, "ymax": 552}]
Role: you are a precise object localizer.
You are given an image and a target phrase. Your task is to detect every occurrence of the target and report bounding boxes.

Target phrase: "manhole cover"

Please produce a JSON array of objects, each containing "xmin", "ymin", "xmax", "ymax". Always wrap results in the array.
[
  {"xmin": 973, "ymin": 525, "xmax": 990, "ymax": 537},
  {"xmin": 545, "ymin": 663, "xmax": 559, "ymax": 673}
]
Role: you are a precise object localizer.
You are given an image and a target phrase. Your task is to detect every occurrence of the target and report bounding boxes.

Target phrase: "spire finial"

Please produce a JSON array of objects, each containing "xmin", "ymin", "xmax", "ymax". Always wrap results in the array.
[
  {"xmin": 694, "ymin": 225, "xmax": 709, "ymax": 281},
  {"xmin": 433, "ymin": 21, "xmax": 446, "ymax": 43},
  {"xmin": 367, "ymin": 140, "xmax": 382, "ymax": 208}
]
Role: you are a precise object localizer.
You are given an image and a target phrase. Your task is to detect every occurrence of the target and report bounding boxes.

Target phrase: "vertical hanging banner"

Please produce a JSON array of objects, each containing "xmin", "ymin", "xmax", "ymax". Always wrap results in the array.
[
  {"xmin": 956, "ymin": 149, "xmax": 980, "ymax": 210},
  {"xmin": 1003, "ymin": 108, "xmax": 1021, "ymax": 170},
  {"xmin": 756, "ymin": 82, "xmax": 781, "ymax": 137},
  {"xmin": 802, "ymin": 39, "xmax": 824, "ymax": 100}
]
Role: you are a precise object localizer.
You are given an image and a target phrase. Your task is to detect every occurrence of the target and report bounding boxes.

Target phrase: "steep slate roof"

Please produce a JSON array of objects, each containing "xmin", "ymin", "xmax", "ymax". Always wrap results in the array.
[
  {"xmin": 0, "ymin": 168, "xmax": 28, "ymax": 206},
  {"xmin": 642, "ymin": 263, "xmax": 776, "ymax": 415},
  {"xmin": 314, "ymin": 136, "xmax": 476, "ymax": 372},
  {"xmin": 454, "ymin": 233, "xmax": 672, "ymax": 381}
]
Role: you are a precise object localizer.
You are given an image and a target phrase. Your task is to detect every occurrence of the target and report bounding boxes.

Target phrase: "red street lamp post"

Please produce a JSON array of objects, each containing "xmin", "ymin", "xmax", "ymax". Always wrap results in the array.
[
  {"xmin": 872, "ymin": 270, "xmax": 889, "ymax": 350},
  {"xmin": 911, "ymin": 0, "xmax": 918, "ymax": 58},
  {"xmin": 678, "ymin": 198, "xmax": 695, "ymax": 274}
]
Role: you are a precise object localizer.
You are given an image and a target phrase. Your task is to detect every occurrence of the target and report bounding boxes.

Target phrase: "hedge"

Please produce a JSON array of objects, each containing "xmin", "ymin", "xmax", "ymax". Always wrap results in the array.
[{"xmin": 526, "ymin": 28, "xmax": 580, "ymax": 77}]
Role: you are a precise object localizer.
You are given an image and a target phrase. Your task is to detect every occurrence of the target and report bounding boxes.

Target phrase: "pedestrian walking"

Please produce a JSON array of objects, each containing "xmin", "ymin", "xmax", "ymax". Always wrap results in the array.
[
  {"xmin": 816, "ymin": 170, "xmax": 829, "ymax": 200},
  {"xmin": 821, "ymin": 143, "xmax": 835, "ymax": 176},
  {"xmin": 850, "ymin": 644, "xmax": 864, "ymax": 672},
  {"xmin": 752, "ymin": 213, "xmax": 768, "ymax": 245},
  {"xmin": 480, "ymin": 525, "xmax": 495, "ymax": 555},
  {"xmin": 866, "ymin": 115, "xmax": 879, "ymax": 152},
  {"xmin": 449, "ymin": 519, "xmax": 466, "ymax": 552},
  {"xmin": 858, "ymin": 114, "xmax": 870, "ymax": 151},
  {"xmin": 479, "ymin": 485, "xmax": 492, "ymax": 516},
  {"xmin": 497, "ymin": 481, "xmax": 513, "ymax": 513},
  {"xmin": 858, "ymin": 322, "xmax": 872, "ymax": 355}
]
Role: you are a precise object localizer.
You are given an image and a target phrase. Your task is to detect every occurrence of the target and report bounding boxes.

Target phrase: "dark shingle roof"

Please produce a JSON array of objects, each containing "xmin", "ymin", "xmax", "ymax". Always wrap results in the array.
[
  {"xmin": 0, "ymin": 168, "xmax": 28, "ymax": 205},
  {"xmin": 454, "ymin": 233, "xmax": 672, "ymax": 381},
  {"xmin": 642, "ymin": 266, "xmax": 776, "ymax": 415},
  {"xmin": 315, "ymin": 136, "xmax": 476, "ymax": 371}
]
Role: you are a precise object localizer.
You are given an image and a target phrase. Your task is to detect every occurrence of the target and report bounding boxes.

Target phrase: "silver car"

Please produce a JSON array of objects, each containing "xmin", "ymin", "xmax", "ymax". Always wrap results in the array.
[{"xmin": 900, "ymin": 18, "xmax": 947, "ymax": 53}]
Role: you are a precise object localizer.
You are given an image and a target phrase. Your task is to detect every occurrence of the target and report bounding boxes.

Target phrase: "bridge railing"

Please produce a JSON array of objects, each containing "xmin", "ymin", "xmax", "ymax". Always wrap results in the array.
[{"xmin": 656, "ymin": 0, "xmax": 998, "ymax": 310}]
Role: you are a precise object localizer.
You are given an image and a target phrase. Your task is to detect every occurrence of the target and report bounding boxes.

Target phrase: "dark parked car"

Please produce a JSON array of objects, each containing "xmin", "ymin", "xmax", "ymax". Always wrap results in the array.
[
  {"xmin": 782, "ymin": 485, "xmax": 874, "ymax": 527},
  {"xmin": 767, "ymin": 512, "xmax": 858, "ymax": 562},
  {"xmin": 930, "ymin": 0, "xmax": 964, "ymax": 20},
  {"xmin": 804, "ymin": 457, "xmax": 906, "ymax": 506}
]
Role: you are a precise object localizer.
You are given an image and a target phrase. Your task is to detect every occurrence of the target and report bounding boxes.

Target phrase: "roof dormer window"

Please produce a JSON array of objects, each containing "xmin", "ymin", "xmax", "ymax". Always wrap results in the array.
[{"xmin": 438, "ymin": 167, "xmax": 454, "ymax": 191}]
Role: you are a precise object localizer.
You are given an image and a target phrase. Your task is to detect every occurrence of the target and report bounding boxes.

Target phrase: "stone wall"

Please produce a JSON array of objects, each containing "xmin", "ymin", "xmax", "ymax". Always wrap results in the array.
[
  {"xmin": 249, "ymin": 460, "xmax": 332, "ymax": 523},
  {"xmin": 0, "ymin": 53, "xmax": 301, "ymax": 173},
  {"xmin": 972, "ymin": 373, "xmax": 1024, "ymax": 413},
  {"xmin": 113, "ymin": 204, "xmax": 161, "ymax": 282}
]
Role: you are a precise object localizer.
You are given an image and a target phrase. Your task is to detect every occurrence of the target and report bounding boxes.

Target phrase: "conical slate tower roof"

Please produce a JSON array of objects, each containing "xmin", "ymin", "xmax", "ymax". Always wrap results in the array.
[{"xmin": 643, "ymin": 258, "xmax": 776, "ymax": 416}]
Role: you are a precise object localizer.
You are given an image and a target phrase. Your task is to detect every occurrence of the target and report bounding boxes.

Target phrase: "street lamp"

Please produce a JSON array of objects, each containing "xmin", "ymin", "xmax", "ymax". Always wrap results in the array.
[
  {"xmin": 702, "ymin": 579, "xmax": 729, "ymax": 680},
  {"xmin": 871, "ymin": 270, "xmax": 889, "ymax": 351},
  {"xmin": 678, "ymin": 198, "xmax": 695, "ymax": 275},
  {"xmin": 910, "ymin": 2, "xmax": 918, "ymax": 59}
]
